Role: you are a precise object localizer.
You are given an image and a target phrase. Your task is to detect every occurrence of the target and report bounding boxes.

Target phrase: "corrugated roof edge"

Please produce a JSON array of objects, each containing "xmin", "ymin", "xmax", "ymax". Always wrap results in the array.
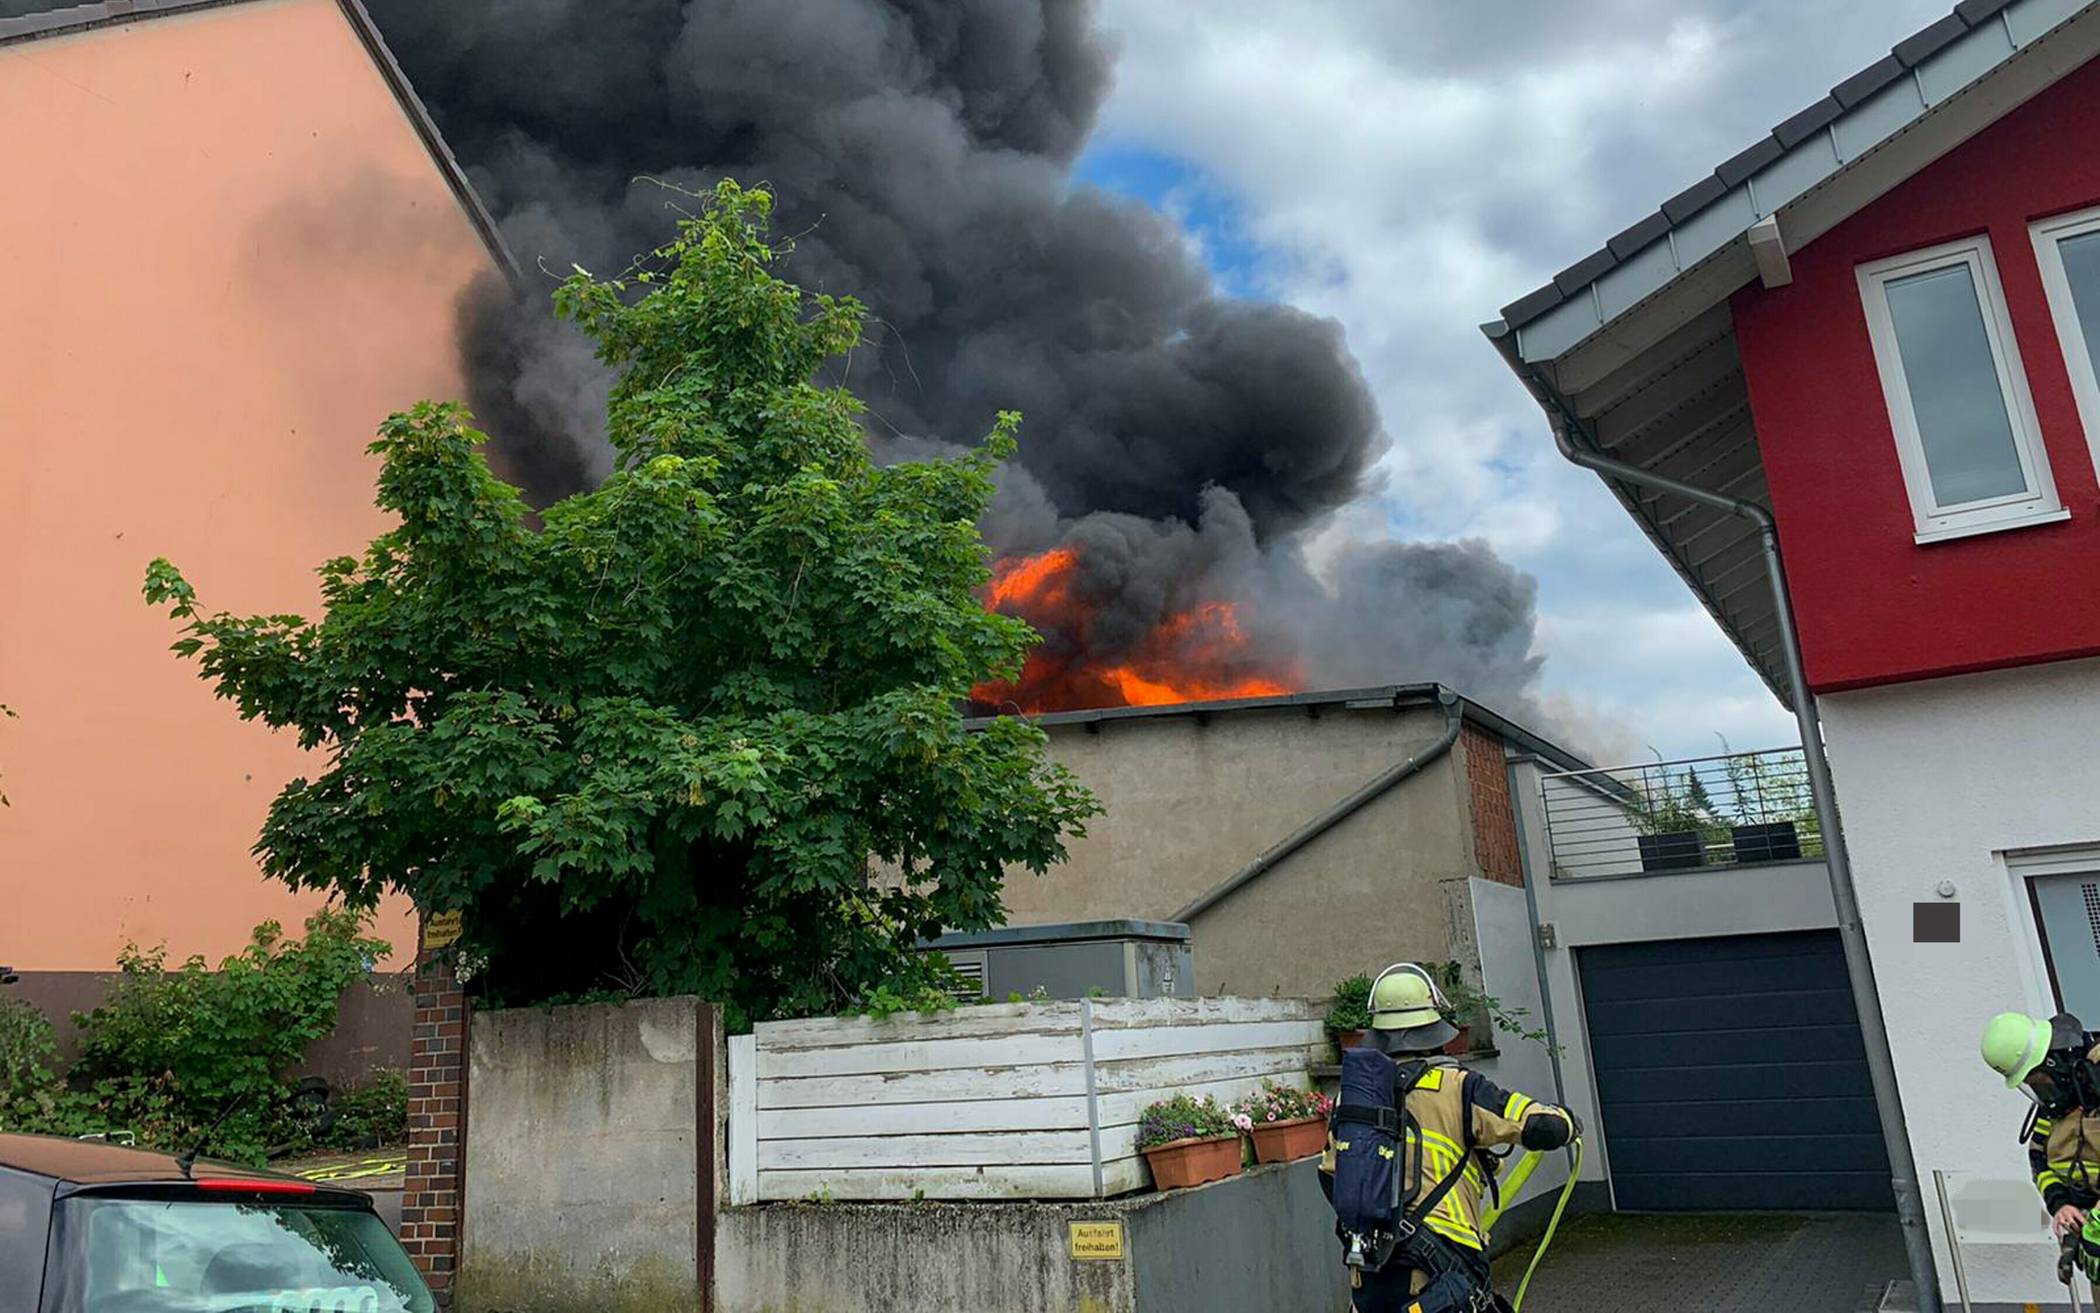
[
  {"xmin": 0, "ymin": 0, "xmax": 519, "ymax": 283},
  {"xmin": 1496, "ymin": 0, "xmax": 2062, "ymax": 328},
  {"xmin": 962, "ymin": 683, "xmax": 1596, "ymax": 775}
]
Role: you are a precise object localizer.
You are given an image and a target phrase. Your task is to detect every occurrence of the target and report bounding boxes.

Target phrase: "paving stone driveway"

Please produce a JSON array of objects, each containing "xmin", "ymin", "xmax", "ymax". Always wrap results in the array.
[{"xmin": 1488, "ymin": 1212, "xmax": 1907, "ymax": 1312}]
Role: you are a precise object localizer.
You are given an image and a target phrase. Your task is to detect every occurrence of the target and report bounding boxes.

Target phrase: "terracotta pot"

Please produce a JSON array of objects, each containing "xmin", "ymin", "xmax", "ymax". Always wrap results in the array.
[
  {"xmin": 1141, "ymin": 1134, "xmax": 1243, "ymax": 1190},
  {"xmin": 1335, "ymin": 1029, "xmax": 1369, "ymax": 1052},
  {"xmin": 1442, "ymin": 1025, "xmax": 1474, "ymax": 1056},
  {"xmin": 1247, "ymin": 1115, "xmax": 1328, "ymax": 1164}
]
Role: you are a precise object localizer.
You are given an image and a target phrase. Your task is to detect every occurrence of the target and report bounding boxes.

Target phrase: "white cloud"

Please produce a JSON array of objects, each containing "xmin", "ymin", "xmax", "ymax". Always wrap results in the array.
[{"xmin": 1089, "ymin": 0, "xmax": 1951, "ymax": 760}]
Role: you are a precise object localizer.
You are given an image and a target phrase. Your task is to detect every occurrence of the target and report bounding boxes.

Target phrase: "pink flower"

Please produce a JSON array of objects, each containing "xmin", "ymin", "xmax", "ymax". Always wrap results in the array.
[{"xmin": 1231, "ymin": 1113, "xmax": 1254, "ymax": 1132}]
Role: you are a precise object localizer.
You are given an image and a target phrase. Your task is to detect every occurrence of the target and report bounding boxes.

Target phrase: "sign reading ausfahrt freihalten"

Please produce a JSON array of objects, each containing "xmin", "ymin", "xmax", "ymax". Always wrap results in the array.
[{"xmin": 1068, "ymin": 1221, "xmax": 1125, "ymax": 1261}]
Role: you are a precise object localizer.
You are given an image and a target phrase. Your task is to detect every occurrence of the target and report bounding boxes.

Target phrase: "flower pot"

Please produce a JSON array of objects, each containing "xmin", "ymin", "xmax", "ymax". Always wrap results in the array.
[
  {"xmin": 1247, "ymin": 1115, "xmax": 1328, "ymax": 1164},
  {"xmin": 1637, "ymin": 830, "xmax": 1704, "ymax": 872},
  {"xmin": 1730, "ymin": 821, "xmax": 1801, "ymax": 864},
  {"xmin": 1442, "ymin": 1024, "xmax": 1474, "ymax": 1056},
  {"xmin": 1141, "ymin": 1134, "xmax": 1243, "ymax": 1190},
  {"xmin": 1334, "ymin": 1029, "xmax": 1368, "ymax": 1052}
]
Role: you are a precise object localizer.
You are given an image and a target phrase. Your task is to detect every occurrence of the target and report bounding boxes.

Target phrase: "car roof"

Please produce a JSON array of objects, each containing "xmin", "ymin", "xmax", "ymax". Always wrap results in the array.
[{"xmin": 0, "ymin": 1132, "xmax": 329, "ymax": 1190}]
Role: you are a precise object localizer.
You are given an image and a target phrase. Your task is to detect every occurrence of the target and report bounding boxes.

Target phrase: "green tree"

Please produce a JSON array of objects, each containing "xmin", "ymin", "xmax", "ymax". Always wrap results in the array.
[{"xmin": 144, "ymin": 182, "xmax": 1097, "ymax": 1028}]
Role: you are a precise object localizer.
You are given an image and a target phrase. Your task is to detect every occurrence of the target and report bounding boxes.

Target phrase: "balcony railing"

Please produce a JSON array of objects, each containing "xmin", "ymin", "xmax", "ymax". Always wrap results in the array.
[{"xmin": 1538, "ymin": 747, "xmax": 1826, "ymax": 880}]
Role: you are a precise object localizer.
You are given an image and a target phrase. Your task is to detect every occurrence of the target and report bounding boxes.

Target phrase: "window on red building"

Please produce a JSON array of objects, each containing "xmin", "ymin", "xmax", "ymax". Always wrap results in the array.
[
  {"xmin": 2031, "ymin": 206, "xmax": 2100, "ymax": 482},
  {"xmin": 1857, "ymin": 235, "xmax": 2066, "ymax": 543}
]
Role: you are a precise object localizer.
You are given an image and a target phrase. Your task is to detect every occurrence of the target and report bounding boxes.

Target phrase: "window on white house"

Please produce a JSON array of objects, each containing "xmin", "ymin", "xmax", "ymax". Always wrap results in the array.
[
  {"xmin": 1857, "ymin": 236, "xmax": 2065, "ymax": 543},
  {"xmin": 2030, "ymin": 206, "xmax": 2100, "ymax": 481}
]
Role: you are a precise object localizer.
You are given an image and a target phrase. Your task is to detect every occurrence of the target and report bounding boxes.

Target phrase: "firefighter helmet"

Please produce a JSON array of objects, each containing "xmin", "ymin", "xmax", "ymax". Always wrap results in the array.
[
  {"xmin": 1368, "ymin": 963, "xmax": 1459, "ymax": 1052},
  {"xmin": 1980, "ymin": 1011, "xmax": 2055, "ymax": 1089}
]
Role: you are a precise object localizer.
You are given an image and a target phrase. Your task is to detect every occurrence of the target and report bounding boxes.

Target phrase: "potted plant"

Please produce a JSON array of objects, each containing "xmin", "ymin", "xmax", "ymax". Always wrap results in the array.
[
  {"xmin": 1325, "ymin": 972, "xmax": 1373, "ymax": 1052},
  {"xmin": 1432, "ymin": 962, "xmax": 1559, "ymax": 1056},
  {"xmin": 1719, "ymin": 744, "xmax": 1814, "ymax": 864},
  {"xmin": 1634, "ymin": 761, "xmax": 1715, "ymax": 871},
  {"xmin": 1233, "ymin": 1080, "xmax": 1334, "ymax": 1164},
  {"xmin": 1136, "ymin": 1093, "xmax": 1243, "ymax": 1190}
]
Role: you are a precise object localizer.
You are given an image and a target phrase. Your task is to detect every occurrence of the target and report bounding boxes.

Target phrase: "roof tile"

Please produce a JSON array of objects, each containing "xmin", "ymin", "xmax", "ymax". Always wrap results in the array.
[
  {"xmin": 1553, "ymin": 246, "xmax": 1619, "ymax": 296},
  {"xmin": 1715, "ymin": 136, "xmax": 1785, "ymax": 187},
  {"xmin": 1772, "ymin": 95, "xmax": 1843, "ymax": 148},
  {"xmin": 1833, "ymin": 54, "xmax": 1908, "ymax": 107},
  {"xmin": 1895, "ymin": 14, "xmax": 1968, "ymax": 66},
  {"xmin": 1606, "ymin": 210, "xmax": 1673, "ymax": 260},
  {"xmin": 1661, "ymin": 174, "xmax": 1728, "ymax": 224},
  {"xmin": 1500, "ymin": 282, "xmax": 1567, "ymax": 326}
]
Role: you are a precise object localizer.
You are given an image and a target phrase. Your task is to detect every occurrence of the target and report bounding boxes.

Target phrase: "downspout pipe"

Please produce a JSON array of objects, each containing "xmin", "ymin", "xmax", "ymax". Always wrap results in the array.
[
  {"xmin": 1170, "ymin": 689, "xmax": 1463, "ymax": 924},
  {"xmin": 1541, "ymin": 397, "xmax": 1943, "ymax": 1313}
]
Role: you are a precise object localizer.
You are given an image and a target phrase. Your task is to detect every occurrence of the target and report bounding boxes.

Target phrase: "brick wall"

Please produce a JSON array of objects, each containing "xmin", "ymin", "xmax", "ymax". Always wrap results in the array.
[
  {"xmin": 1462, "ymin": 722, "xmax": 1524, "ymax": 887},
  {"xmin": 401, "ymin": 919, "xmax": 466, "ymax": 1303}
]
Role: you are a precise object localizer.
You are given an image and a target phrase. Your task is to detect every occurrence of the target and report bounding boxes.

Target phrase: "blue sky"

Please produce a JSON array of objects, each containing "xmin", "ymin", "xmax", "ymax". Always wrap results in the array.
[{"xmin": 1077, "ymin": 0, "xmax": 1958, "ymax": 764}]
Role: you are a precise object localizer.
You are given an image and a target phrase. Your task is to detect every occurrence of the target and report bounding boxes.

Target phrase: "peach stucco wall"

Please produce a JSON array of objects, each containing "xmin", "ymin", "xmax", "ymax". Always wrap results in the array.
[{"xmin": 0, "ymin": 0, "xmax": 500, "ymax": 969}]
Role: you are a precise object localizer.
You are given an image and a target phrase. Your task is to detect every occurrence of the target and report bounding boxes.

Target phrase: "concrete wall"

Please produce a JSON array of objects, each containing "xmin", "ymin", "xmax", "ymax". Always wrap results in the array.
[
  {"xmin": 1509, "ymin": 756, "xmax": 1841, "ymax": 1190},
  {"xmin": 460, "ymin": 997, "xmax": 711, "ymax": 1313},
  {"xmin": 1459, "ymin": 877, "xmax": 1573, "ymax": 1211},
  {"xmin": 1000, "ymin": 703, "xmax": 1480, "ymax": 997},
  {"xmin": 716, "ymin": 1160, "xmax": 1347, "ymax": 1313},
  {"xmin": 0, "ymin": 0, "xmax": 504, "ymax": 972},
  {"xmin": 1818, "ymin": 656, "xmax": 2100, "ymax": 1307}
]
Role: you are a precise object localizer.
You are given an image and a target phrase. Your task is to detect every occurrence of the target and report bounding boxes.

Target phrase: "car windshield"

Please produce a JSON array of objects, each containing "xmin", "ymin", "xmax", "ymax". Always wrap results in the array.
[{"xmin": 43, "ymin": 1196, "xmax": 433, "ymax": 1313}]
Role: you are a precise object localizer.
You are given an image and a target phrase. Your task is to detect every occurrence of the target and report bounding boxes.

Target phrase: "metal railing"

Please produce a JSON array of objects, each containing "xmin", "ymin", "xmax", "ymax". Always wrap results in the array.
[{"xmin": 1539, "ymin": 746, "xmax": 1825, "ymax": 880}]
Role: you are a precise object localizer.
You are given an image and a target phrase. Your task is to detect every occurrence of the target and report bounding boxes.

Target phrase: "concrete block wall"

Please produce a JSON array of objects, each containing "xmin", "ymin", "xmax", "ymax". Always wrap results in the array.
[
  {"xmin": 457, "ymin": 996, "xmax": 715, "ymax": 1313},
  {"xmin": 716, "ymin": 1160, "xmax": 1347, "ymax": 1313}
]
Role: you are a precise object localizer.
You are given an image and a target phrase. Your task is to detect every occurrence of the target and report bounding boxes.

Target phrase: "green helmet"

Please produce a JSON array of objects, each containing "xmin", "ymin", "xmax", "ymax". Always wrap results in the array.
[
  {"xmin": 1981, "ymin": 1011, "xmax": 2055, "ymax": 1089},
  {"xmin": 1368, "ymin": 963, "xmax": 1459, "ymax": 1052}
]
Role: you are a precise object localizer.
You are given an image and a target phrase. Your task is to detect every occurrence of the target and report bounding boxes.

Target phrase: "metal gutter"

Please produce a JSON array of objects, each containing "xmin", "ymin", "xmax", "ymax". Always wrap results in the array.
[
  {"xmin": 1168, "ymin": 689, "xmax": 1464, "ymax": 924},
  {"xmin": 1532, "ymin": 371, "xmax": 1943, "ymax": 1313}
]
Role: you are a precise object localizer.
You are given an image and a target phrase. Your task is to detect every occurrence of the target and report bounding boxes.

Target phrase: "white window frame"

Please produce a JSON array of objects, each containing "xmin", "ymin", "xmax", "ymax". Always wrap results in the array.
[
  {"xmin": 1856, "ymin": 235, "xmax": 2066, "ymax": 544},
  {"xmin": 2030, "ymin": 205, "xmax": 2100, "ymax": 484}
]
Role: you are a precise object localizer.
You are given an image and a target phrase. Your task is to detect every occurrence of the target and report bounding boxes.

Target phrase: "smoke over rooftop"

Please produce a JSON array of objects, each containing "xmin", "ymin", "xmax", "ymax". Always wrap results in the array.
[{"xmin": 353, "ymin": 0, "xmax": 1556, "ymax": 727}]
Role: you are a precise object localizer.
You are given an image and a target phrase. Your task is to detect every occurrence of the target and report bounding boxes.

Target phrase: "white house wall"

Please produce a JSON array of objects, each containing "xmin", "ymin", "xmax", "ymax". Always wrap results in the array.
[{"xmin": 1819, "ymin": 654, "xmax": 2100, "ymax": 1307}]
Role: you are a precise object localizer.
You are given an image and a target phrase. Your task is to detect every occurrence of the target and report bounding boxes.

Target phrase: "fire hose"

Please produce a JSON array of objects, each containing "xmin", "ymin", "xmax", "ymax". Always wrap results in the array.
[{"xmin": 1478, "ymin": 1138, "xmax": 1585, "ymax": 1313}]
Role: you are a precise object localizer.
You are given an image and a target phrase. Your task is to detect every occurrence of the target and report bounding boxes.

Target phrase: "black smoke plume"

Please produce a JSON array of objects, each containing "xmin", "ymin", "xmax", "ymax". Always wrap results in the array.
[{"xmin": 346, "ymin": 0, "xmax": 1556, "ymax": 724}]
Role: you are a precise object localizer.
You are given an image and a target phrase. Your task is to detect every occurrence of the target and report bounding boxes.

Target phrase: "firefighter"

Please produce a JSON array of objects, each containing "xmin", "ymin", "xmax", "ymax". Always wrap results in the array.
[
  {"xmin": 1321, "ymin": 963, "xmax": 1579, "ymax": 1313},
  {"xmin": 1980, "ymin": 1010, "xmax": 2100, "ymax": 1279}
]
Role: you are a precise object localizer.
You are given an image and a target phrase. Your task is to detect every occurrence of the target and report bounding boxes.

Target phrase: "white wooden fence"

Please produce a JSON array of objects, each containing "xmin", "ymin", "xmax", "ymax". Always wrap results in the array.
[{"xmin": 726, "ymin": 996, "xmax": 1324, "ymax": 1202}]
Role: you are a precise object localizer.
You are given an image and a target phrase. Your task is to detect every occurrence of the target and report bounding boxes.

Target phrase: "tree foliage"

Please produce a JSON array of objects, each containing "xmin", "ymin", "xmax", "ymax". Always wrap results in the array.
[{"xmin": 145, "ymin": 181, "xmax": 1097, "ymax": 1028}]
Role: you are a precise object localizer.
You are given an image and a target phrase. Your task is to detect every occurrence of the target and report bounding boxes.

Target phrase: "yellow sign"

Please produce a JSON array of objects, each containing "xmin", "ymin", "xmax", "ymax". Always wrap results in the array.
[
  {"xmin": 423, "ymin": 910, "xmax": 463, "ymax": 950},
  {"xmin": 1068, "ymin": 1221, "xmax": 1125, "ymax": 1262}
]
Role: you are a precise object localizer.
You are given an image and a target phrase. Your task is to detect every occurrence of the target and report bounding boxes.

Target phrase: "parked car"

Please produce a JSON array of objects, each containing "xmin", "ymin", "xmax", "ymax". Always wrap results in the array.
[{"xmin": 0, "ymin": 1133, "xmax": 432, "ymax": 1312}]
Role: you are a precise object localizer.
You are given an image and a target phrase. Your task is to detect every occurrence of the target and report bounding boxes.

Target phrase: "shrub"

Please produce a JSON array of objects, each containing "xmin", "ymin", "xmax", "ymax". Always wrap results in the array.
[
  {"xmin": 1232, "ymin": 1080, "xmax": 1333, "ymax": 1126},
  {"xmin": 321, "ymin": 1068, "xmax": 409, "ymax": 1150},
  {"xmin": 3, "ymin": 910, "xmax": 388, "ymax": 1164},
  {"xmin": 1324, "ymin": 972, "xmax": 1373, "ymax": 1035},
  {"xmin": 1135, "ymin": 1093, "xmax": 1238, "ymax": 1150},
  {"xmin": 0, "ymin": 995, "xmax": 62, "ymax": 1125}
]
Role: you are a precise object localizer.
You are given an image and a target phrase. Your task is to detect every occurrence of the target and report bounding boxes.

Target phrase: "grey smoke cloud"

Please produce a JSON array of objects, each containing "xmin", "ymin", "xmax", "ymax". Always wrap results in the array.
[
  {"xmin": 0, "ymin": 0, "xmax": 1557, "ymax": 730},
  {"xmin": 362, "ymin": 0, "xmax": 1384, "ymax": 539}
]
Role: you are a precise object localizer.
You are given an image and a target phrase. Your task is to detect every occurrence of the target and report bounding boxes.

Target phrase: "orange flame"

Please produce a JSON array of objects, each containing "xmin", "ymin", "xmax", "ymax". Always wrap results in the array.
[{"xmin": 974, "ymin": 547, "xmax": 1298, "ymax": 713}]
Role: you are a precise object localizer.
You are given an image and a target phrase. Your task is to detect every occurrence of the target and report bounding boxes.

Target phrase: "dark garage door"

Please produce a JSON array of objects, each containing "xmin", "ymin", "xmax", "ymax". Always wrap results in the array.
[{"xmin": 1579, "ymin": 930, "xmax": 1894, "ymax": 1212}]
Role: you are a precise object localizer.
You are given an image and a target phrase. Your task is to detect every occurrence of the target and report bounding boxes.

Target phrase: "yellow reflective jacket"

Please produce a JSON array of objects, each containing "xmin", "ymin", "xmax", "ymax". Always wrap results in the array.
[{"xmin": 1318, "ymin": 1058, "xmax": 1574, "ymax": 1255}]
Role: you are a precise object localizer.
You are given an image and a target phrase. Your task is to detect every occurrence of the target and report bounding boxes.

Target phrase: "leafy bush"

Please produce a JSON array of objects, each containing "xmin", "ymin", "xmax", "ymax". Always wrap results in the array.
[
  {"xmin": 0, "ymin": 995, "xmax": 62, "ymax": 1120},
  {"xmin": 1232, "ymin": 1080, "xmax": 1332, "ymax": 1126},
  {"xmin": 321, "ymin": 1069, "xmax": 409, "ymax": 1150},
  {"xmin": 1136, "ymin": 1093, "xmax": 1238, "ymax": 1150},
  {"xmin": 0, "ymin": 911, "xmax": 388, "ymax": 1164},
  {"xmin": 1324, "ymin": 972, "xmax": 1373, "ymax": 1035}
]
